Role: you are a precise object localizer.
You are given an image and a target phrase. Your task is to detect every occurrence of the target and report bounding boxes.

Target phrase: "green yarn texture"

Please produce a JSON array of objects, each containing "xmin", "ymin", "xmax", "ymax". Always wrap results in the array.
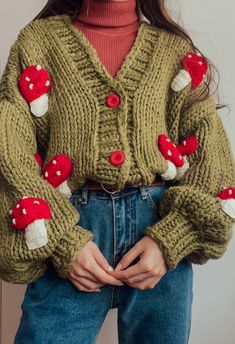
[{"xmin": 0, "ymin": 14, "xmax": 234, "ymax": 283}]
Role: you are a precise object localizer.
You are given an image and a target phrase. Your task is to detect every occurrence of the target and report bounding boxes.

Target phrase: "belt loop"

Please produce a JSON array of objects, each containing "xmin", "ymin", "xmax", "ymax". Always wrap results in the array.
[
  {"xmin": 139, "ymin": 185, "xmax": 148, "ymax": 199},
  {"xmin": 79, "ymin": 182, "xmax": 88, "ymax": 204}
]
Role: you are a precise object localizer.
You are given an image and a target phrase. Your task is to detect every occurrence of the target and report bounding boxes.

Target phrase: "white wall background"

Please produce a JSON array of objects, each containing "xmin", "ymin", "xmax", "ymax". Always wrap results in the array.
[{"xmin": 0, "ymin": 1, "xmax": 235, "ymax": 343}]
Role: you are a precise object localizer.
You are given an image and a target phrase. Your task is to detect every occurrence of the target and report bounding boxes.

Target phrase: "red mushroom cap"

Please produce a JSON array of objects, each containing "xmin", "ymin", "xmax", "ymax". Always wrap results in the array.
[
  {"xmin": 158, "ymin": 134, "xmax": 184, "ymax": 168},
  {"xmin": 10, "ymin": 197, "xmax": 51, "ymax": 231},
  {"xmin": 34, "ymin": 151, "xmax": 43, "ymax": 168},
  {"xmin": 18, "ymin": 65, "xmax": 51, "ymax": 103},
  {"xmin": 42, "ymin": 154, "xmax": 72, "ymax": 188},
  {"xmin": 182, "ymin": 52, "xmax": 208, "ymax": 88},
  {"xmin": 217, "ymin": 187, "xmax": 235, "ymax": 200},
  {"xmin": 177, "ymin": 135, "xmax": 198, "ymax": 156}
]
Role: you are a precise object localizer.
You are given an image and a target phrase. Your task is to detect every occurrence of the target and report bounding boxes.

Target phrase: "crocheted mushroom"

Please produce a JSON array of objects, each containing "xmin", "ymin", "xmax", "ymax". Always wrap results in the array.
[
  {"xmin": 34, "ymin": 151, "xmax": 43, "ymax": 168},
  {"xmin": 42, "ymin": 154, "xmax": 72, "ymax": 198},
  {"xmin": 217, "ymin": 187, "xmax": 235, "ymax": 219},
  {"xmin": 10, "ymin": 196, "xmax": 51, "ymax": 250},
  {"xmin": 175, "ymin": 135, "xmax": 198, "ymax": 179},
  {"xmin": 18, "ymin": 65, "xmax": 51, "ymax": 117},
  {"xmin": 171, "ymin": 52, "xmax": 208, "ymax": 92},
  {"xmin": 158, "ymin": 134, "xmax": 184, "ymax": 180}
]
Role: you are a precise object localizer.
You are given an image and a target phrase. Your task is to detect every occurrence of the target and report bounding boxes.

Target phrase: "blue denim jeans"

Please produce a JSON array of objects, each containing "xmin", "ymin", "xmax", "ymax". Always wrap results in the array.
[{"xmin": 14, "ymin": 183, "xmax": 193, "ymax": 344}]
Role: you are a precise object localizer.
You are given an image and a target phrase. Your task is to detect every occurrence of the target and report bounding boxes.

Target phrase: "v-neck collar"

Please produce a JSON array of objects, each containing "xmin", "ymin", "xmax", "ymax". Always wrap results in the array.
[{"xmin": 59, "ymin": 13, "xmax": 154, "ymax": 85}]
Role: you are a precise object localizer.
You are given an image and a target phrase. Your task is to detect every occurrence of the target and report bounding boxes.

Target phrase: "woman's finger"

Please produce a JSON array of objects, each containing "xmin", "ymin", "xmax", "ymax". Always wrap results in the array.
[
  {"xmin": 126, "ymin": 271, "xmax": 152, "ymax": 284},
  {"xmin": 129, "ymin": 276, "xmax": 160, "ymax": 290},
  {"xmin": 114, "ymin": 243, "xmax": 144, "ymax": 271},
  {"xmin": 70, "ymin": 256, "xmax": 123, "ymax": 285},
  {"xmin": 69, "ymin": 270, "xmax": 105, "ymax": 287},
  {"xmin": 115, "ymin": 265, "xmax": 166, "ymax": 284},
  {"xmin": 68, "ymin": 275, "xmax": 103, "ymax": 291},
  {"xmin": 131, "ymin": 271, "xmax": 167, "ymax": 290},
  {"xmin": 71, "ymin": 275, "xmax": 104, "ymax": 289},
  {"xmin": 69, "ymin": 261, "xmax": 99, "ymax": 282},
  {"xmin": 87, "ymin": 260, "xmax": 124, "ymax": 286},
  {"xmin": 93, "ymin": 245, "xmax": 114, "ymax": 273},
  {"xmin": 110, "ymin": 260, "xmax": 144, "ymax": 279},
  {"xmin": 70, "ymin": 269, "xmax": 102, "ymax": 283}
]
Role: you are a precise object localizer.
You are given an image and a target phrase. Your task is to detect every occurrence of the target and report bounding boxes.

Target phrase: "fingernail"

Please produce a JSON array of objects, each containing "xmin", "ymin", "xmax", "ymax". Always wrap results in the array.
[
  {"xmin": 95, "ymin": 289, "xmax": 101, "ymax": 292},
  {"xmin": 108, "ymin": 265, "xmax": 114, "ymax": 271},
  {"xmin": 115, "ymin": 263, "xmax": 122, "ymax": 271}
]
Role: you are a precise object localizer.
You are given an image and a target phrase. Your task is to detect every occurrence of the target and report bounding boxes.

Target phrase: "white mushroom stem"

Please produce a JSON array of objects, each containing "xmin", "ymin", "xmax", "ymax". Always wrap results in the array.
[
  {"xmin": 161, "ymin": 160, "xmax": 177, "ymax": 181},
  {"xmin": 171, "ymin": 69, "xmax": 192, "ymax": 92},
  {"xmin": 30, "ymin": 93, "xmax": 49, "ymax": 117},
  {"xmin": 56, "ymin": 181, "xmax": 72, "ymax": 198},
  {"xmin": 220, "ymin": 199, "xmax": 235, "ymax": 219},
  {"xmin": 25, "ymin": 219, "xmax": 48, "ymax": 250},
  {"xmin": 175, "ymin": 156, "xmax": 190, "ymax": 180}
]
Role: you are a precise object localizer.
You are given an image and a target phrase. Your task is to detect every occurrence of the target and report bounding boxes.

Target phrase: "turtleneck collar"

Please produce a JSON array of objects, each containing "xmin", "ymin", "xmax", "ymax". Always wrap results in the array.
[{"xmin": 74, "ymin": 0, "xmax": 140, "ymax": 29}]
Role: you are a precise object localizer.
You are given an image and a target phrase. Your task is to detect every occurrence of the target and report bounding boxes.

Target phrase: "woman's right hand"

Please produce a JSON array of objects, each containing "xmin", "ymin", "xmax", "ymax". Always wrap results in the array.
[{"xmin": 67, "ymin": 240, "xmax": 124, "ymax": 292}]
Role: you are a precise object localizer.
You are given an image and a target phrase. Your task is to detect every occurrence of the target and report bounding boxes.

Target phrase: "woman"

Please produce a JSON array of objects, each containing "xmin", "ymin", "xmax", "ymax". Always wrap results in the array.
[{"xmin": 0, "ymin": 0, "xmax": 234, "ymax": 343}]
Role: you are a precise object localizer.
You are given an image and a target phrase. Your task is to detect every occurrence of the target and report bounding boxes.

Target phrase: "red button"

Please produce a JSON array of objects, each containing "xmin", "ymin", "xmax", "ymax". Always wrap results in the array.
[
  {"xmin": 109, "ymin": 150, "xmax": 125, "ymax": 166},
  {"xmin": 106, "ymin": 93, "xmax": 121, "ymax": 108}
]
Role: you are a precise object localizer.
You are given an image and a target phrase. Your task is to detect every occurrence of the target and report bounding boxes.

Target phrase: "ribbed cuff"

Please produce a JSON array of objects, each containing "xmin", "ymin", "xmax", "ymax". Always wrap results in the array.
[
  {"xmin": 144, "ymin": 210, "xmax": 201, "ymax": 270},
  {"xmin": 50, "ymin": 225, "xmax": 94, "ymax": 278}
]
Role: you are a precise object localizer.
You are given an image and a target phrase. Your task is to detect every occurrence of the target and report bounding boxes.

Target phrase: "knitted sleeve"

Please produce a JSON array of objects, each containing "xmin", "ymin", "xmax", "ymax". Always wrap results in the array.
[
  {"xmin": 144, "ymin": 80, "xmax": 235, "ymax": 270},
  {"xmin": 0, "ymin": 40, "xmax": 94, "ymax": 284}
]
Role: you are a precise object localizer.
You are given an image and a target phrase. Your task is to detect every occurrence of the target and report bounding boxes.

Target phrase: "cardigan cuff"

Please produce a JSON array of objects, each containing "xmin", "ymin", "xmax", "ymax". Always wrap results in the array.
[
  {"xmin": 50, "ymin": 225, "xmax": 94, "ymax": 278},
  {"xmin": 144, "ymin": 210, "xmax": 201, "ymax": 270}
]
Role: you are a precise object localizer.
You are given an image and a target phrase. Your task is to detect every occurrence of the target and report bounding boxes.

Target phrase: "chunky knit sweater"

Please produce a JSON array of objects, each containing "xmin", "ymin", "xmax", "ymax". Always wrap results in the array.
[{"xmin": 0, "ymin": 13, "xmax": 235, "ymax": 284}]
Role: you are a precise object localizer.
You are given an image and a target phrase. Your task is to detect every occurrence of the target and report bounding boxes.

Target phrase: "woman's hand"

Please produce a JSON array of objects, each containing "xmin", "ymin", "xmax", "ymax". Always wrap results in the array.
[
  {"xmin": 67, "ymin": 240, "xmax": 124, "ymax": 292},
  {"xmin": 108, "ymin": 236, "xmax": 168, "ymax": 290}
]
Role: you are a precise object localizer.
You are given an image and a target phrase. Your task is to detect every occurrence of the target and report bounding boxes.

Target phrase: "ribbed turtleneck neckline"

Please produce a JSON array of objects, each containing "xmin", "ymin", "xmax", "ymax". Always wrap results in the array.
[
  {"xmin": 71, "ymin": 0, "xmax": 141, "ymax": 78},
  {"xmin": 73, "ymin": 0, "xmax": 140, "ymax": 31}
]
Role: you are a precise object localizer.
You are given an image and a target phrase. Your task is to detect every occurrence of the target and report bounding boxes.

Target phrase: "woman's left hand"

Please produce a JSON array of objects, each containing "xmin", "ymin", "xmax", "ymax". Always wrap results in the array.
[{"xmin": 108, "ymin": 236, "xmax": 168, "ymax": 290}]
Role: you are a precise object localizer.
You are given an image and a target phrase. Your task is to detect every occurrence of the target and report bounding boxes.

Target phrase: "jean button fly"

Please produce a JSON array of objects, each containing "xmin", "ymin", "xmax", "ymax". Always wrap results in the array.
[{"xmin": 77, "ymin": 196, "xmax": 85, "ymax": 203}]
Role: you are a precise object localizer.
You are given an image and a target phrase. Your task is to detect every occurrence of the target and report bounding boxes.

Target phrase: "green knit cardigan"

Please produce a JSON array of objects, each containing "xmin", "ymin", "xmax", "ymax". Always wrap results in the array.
[{"xmin": 0, "ymin": 14, "xmax": 234, "ymax": 284}]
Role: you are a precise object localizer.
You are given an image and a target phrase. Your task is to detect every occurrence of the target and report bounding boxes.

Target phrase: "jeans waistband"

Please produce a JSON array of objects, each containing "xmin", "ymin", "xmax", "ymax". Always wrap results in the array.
[{"xmin": 76, "ymin": 182, "xmax": 167, "ymax": 204}]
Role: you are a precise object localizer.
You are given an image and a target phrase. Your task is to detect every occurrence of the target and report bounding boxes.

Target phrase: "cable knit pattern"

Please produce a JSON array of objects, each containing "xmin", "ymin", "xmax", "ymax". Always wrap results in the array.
[{"xmin": 0, "ymin": 14, "xmax": 235, "ymax": 283}]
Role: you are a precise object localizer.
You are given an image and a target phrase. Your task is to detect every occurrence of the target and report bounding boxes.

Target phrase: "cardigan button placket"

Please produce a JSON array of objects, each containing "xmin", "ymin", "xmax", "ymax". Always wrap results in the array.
[
  {"xmin": 105, "ymin": 92, "xmax": 124, "ymax": 167},
  {"xmin": 105, "ymin": 93, "xmax": 121, "ymax": 108}
]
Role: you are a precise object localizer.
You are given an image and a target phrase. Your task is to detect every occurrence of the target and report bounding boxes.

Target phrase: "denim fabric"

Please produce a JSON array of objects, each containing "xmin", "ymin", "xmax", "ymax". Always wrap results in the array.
[{"xmin": 14, "ymin": 184, "xmax": 193, "ymax": 344}]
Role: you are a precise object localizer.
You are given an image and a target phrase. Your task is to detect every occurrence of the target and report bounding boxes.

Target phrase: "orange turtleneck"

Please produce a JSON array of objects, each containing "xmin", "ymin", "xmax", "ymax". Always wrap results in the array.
[{"xmin": 72, "ymin": 0, "xmax": 141, "ymax": 78}]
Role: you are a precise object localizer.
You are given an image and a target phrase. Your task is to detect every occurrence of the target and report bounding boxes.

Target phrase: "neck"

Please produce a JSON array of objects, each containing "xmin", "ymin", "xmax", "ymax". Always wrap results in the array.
[{"xmin": 74, "ymin": 0, "xmax": 139, "ymax": 28}]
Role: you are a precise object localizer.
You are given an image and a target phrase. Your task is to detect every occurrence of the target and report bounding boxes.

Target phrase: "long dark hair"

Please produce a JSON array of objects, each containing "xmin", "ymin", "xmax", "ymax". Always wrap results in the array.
[{"xmin": 33, "ymin": 0, "xmax": 225, "ymax": 111}]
